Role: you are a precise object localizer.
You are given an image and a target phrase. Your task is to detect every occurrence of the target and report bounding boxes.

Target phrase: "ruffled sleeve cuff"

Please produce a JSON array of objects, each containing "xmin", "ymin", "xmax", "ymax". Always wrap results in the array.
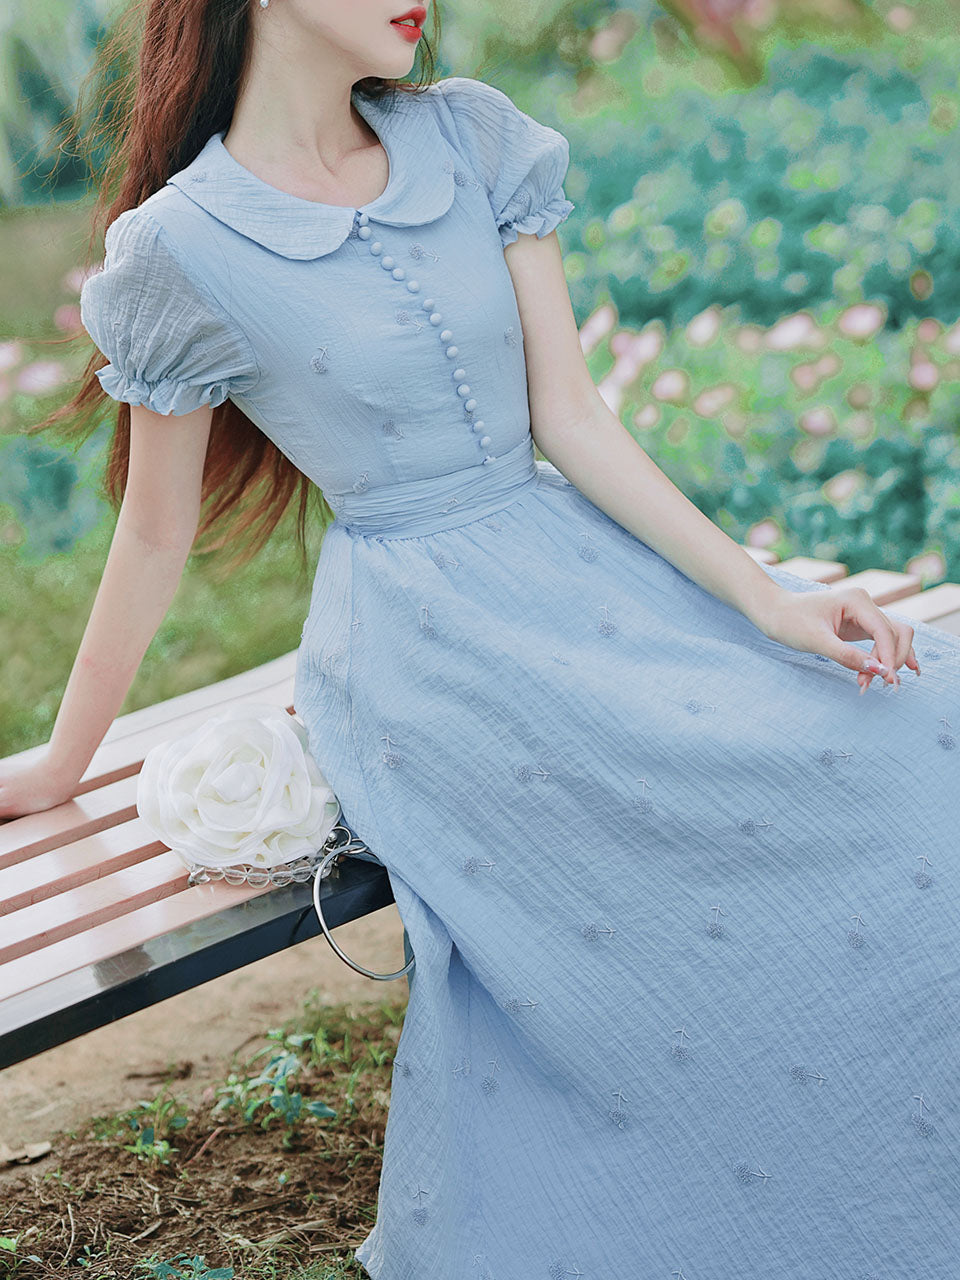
[
  {"xmin": 498, "ymin": 193, "xmax": 576, "ymax": 249},
  {"xmin": 94, "ymin": 363, "xmax": 235, "ymax": 417}
]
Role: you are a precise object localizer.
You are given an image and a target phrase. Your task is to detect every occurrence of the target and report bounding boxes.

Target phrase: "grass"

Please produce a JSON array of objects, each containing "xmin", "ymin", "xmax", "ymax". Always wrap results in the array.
[
  {"xmin": 0, "ymin": 497, "xmax": 326, "ymax": 759},
  {"xmin": 0, "ymin": 996, "xmax": 407, "ymax": 1278}
]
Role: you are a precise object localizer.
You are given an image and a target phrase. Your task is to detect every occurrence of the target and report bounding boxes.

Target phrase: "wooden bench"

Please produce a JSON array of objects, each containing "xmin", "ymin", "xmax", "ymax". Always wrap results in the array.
[{"xmin": 3, "ymin": 548, "xmax": 959, "ymax": 1072}]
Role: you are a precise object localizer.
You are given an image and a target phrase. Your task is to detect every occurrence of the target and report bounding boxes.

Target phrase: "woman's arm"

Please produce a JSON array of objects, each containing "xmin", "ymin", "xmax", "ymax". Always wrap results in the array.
[
  {"xmin": 0, "ymin": 402, "xmax": 214, "ymax": 818},
  {"xmin": 503, "ymin": 231, "xmax": 917, "ymax": 685}
]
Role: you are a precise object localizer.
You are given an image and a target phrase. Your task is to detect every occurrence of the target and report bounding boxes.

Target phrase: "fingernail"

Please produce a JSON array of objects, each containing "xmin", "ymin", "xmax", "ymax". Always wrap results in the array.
[
  {"xmin": 865, "ymin": 659, "xmax": 887, "ymax": 674},
  {"xmin": 915, "ymin": 663, "xmax": 922, "ymax": 676}
]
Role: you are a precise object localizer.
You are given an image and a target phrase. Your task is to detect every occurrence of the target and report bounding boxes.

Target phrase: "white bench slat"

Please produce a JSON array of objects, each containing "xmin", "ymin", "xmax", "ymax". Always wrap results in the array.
[
  {"xmin": 0, "ymin": 818, "xmax": 165, "ymax": 917},
  {"xmin": 0, "ymin": 776, "xmax": 140, "ymax": 870},
  {"xmin": 0, "ymin": 849, "xmax": 196, "ymax": 964},
  {"xmin": 775, "ymin": 555, "xmax": 849, "ymax": 582},
  {"xmin": 0, "ymin": 877, "xmax": 274, "ymax": 1000},
  {"xmin": 841, "ymin": 567, "xmax": 924, "ymax": 604}
]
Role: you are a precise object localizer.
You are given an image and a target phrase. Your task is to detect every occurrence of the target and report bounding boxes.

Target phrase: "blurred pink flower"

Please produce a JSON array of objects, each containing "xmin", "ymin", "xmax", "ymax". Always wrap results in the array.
[
  {"xmin": 823, "ymin": 470, "xmax": 860, "ymax": 503},
  {"xmin": 55, "ymin": 303, "xmax": 84, "ymax": 333},
  {"xmin": 765, "ymin": 312, "xmax": 821, "ymax": 351},
  {"xmin": 942, "ymin": 322, "xmax": 960, "ymax": 355},
  {"xmin": 815, "ymin": 352, "xmax": 841, "ymax": 378},
  {"xmin": 886, "ymin": 5, "xmax": 915, "ymax": 31},
  {"xmin": 790, "ymin": 363, "xmax": 821, "ymax": 392},
  {"xmin": 15, "ymin": 360, "xmax": 69, "ymax": 395},
  {"xmin": 799, "ymin": 406, "xmax": 836, "ymax": 436},
  {"xmin": 580, "ymin": 304, "xmax": 617, "ymax": 357},
  {"xmin": 651, "ymin": 369, "xmax": 690, "ymax": 403},
  {"xmin": 917, "ymin": 318, "xmax": 941, "ymax": 343},
  {"xmin": 837, "ymin": 303, "xmax": 885, "ymax": 340},
  {"xmin": 685, "ymin": 306, "xmax": 722, "ymax": 347},
  {"xmin": 747, "ymin": 518, "xmax": 779, "ymax": 549},
  {"xmin": 735, "ymin": 325, "xmax": 764, "ymax": 353},
  {"xmin": 693, "ymin": 383, "xmax": 736, "ymax": 416},
  {"xmin": 633, "ymin": 404, "xmax": 661, "ymax": 431},
  {"xmin": 906, "ymin": 550, "xmax": 946, "ymax": 581},
  {"xmin": 908, "ymin": 360, "xmax": 939, "ymax": 392},
  {"xmin": 0, "ymin": 340, "xmax": 24, "ymax": 373}
]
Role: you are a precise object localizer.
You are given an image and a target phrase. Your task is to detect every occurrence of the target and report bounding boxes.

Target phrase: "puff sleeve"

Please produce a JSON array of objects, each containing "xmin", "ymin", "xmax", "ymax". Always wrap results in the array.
[
  {"xmin": 435, "ymin": 76, "xmax": 576, "ymax": 249},
  {"xmin": 79, "ymin": 206, "xmax": 261, "ymax": 415}
]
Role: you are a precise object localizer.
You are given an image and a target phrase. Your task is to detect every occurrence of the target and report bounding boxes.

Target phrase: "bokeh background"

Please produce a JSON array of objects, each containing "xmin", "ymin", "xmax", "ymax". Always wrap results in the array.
[{"xmin": 2, "ymin": 0, "xmax": 958, "ymax": 757}]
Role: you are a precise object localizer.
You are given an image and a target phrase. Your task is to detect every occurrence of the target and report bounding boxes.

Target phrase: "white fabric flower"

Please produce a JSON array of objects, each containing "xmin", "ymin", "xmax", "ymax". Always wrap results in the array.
[{"xmin": 136, "ymin": 702, "xmax": 341, "ymax": 869}]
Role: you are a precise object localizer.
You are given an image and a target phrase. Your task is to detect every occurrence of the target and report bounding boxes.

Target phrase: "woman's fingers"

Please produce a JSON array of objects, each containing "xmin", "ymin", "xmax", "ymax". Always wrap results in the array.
[{"xmin": 840, "ymin": 588, "xmax": 917, "ymax": 692}]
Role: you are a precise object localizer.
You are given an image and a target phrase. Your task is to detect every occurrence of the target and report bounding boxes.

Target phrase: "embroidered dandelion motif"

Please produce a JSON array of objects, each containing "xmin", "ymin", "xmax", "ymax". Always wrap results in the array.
[
  {"xmin": 911, "ymin": 1092, "xmax": 933, "ymax": 1136},
  {"xmin": 818, "ymin": 747, "xmax": 853, "ymax": 767},
  {"xmin": 706, "ymin": 904, "xmax": 726, "ymax": 939},
  {"xmin": 685, "ymin": 698, "xmax": 716, "ymax": 714},
  {"xmin": 463, "ymin": 856, "xmax": 496, "ymax": 874},
  {"xmin": 188, "ymin": 168, "xmax": 208, "ymax": 183},
  {"xmin": 382, "ymin": 418, "xmax": 404, "ymax": 438},
  {"xmin": 395, "ymin": 308, "xmax": 423, "ymax": 331},
  {"xmin": 734, "ymin": 1163, "xmax": 771, "ymax": 1184},
  {"xmin": 411, "ymin": 1183, "xmax": 429, "ymax": 1226},
  {"xmin": 419, "ymin": 603, "xmax": 438, "ymax": 638},
  {"xmin": 597, "ymin": 603, "xmax": 617, "ymax": 636},
  {"xmin": 408, "ymin": 242, "xmax": 439, "ymax": 262},
  {"xmin": 395, "ymin": 1060, "xmax": 413, "ymax": 1078},
  {"xmin": 503, "ymin": 996, "xmax": 539, "ymax": 1013},
  {"xmin": 481, "ymin": 1055, "xmax": 502, "ymax": 1096},
  {"xmin": 514, "ymin": 763, "xmax": 550, "ymax": 781},
  {"xmin": 309, "ymin": 346, "xmax": 330, "ymax": 373},
  {"xmin": 914, "ymin": 853, "xmax": 934, "ymax": 888},
  {"xmin": 551, "ymin": 649, "xmax": 571, "ymax": 664},
  {"xmin": 352, "ymin": 471, "xmax": 370, "ymax": 493},
  {"xmin": 380, "ymin": 733, "xmax": 404, "ymax": 769},
  {"xmin": 937, "ymin": 716, "xmax": 955, "ymax": 750},
  {"xmin": 503, "ymin": 325, "xmax": 518, "ymax": 347},
  {"xmin": 790, "ymin": 1064, "xmax": 809, "ymax": 1084},
  {"xmin": 481, "ymin": 517, "xmax": 504, "ymax": 532},
  {"xmin": 847, "ymin": 911, "xmax": 866, "ymax": 949},
  {"xmin": 453, "ymin": 168, "xmax": 482, "ymax": 189},
  {"xmin": 737, "ymin": 817, "xmax": 773, "ymax": 835},
  {"xmin": 432, "ymin": 551, "xmax": 462, "ymax": 569},
  {"xmin": 581, "ymin": 922, "xmax": 616, "ymax": 942},
  {"xmin": 608, "ymin": 1085, "xmax": 629, "ymax": 1128},
  {"xmin": 633, "ymin": 776, "xmax": 655, "ymax": 814},
  {"xmin": 452, "ymin": 1055, "xmax": 471, "ymax": 1078},
  {"xmin": 671, "ymin": 1025, "xmax": 689, "ymax": 1061},
  {"xmin": 578, "ymin": 532, "xmax": 599, "ymax": 563}
]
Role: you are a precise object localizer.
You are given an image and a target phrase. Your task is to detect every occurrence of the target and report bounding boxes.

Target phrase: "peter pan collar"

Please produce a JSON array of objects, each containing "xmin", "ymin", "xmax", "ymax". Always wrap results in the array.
[{"xmin": 166, "ymin": 85, "xmax": 455, "ymax": 260}]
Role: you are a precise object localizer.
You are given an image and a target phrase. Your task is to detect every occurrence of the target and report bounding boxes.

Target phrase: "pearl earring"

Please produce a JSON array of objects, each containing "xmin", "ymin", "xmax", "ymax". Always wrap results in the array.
[{"xmin": 259, "ymin": 0, "xmax": 269, "ymax": 7}]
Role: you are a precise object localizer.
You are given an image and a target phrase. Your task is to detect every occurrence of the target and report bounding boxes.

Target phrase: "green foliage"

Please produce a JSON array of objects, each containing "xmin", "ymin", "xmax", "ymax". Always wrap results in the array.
[
  {"xmin": 133, "ymin": 1256, "xmax": 234, "ymax": 1280},
  {"xmin": 0, "ymin": 1233, "xmax": 43, "ymax": 1276},
  {"xmin": 212, "ymin": 1027, "xmax": 339, "ymax": 1149},
  {"xmin": 558, "ymin": 22, "xmax": 960, "ymax": 330},
  {"xmin": 111, "ymin": 1092, "xmax": 191, "ymax": 1166}
]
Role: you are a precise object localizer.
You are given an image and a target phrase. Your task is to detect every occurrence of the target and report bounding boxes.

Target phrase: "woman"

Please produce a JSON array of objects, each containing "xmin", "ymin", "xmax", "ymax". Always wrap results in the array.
[{"xmin": 3, "ymin": 1, "xmax": 957, "ymax": 1275}]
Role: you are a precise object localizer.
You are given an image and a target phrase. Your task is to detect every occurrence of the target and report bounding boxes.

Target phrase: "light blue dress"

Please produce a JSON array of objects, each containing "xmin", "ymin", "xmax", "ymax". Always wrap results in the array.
[{"xmin": 79, "ymin": 75, "xmax": 960, "ymax": 1280}]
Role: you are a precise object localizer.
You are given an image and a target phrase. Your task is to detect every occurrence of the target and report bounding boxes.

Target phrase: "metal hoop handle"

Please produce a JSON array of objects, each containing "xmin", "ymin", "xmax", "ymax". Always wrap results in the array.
[{"xmin": 312, "ymin": 845, "xmax": 416, "ymax": 981}]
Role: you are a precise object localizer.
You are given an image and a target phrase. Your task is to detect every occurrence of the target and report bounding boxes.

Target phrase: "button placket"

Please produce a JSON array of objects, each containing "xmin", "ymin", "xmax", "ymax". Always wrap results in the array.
[{"xmin": 355, "ymin": 209, "xmax": 497, "ymax": 464}]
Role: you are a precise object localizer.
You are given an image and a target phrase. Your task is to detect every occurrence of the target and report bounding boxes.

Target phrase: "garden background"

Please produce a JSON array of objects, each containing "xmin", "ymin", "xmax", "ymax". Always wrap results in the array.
[{"xmin": 2, "ymin": 0, "xmax": 959, "ymax": 758}]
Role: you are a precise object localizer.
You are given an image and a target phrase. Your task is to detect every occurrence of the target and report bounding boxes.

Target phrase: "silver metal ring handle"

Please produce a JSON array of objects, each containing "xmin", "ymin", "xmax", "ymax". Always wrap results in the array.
[{"xmin": 312, "ymin": 845, "xmax": 415, "ymax": 981}]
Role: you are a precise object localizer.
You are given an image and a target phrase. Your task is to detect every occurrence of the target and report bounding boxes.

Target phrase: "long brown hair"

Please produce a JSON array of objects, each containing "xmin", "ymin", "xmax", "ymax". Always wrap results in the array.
[{"xmin": 31, "ymin": 0, "xmax": 443, "ymax": 578}]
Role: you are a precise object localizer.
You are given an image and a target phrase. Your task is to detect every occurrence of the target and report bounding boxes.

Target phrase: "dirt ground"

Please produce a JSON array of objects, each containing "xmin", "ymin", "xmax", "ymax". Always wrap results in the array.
[
  {"xmin": 0, "ymin": 905, "xmax": 410, "ymax": 1276},
  {"xmin": 1, "ymin": 902, "xmax": 407, "ymax": 1157}
]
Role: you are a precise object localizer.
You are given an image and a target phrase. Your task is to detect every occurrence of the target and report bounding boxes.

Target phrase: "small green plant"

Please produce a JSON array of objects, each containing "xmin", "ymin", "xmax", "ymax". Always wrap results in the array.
[
  {"xmin": 212, "ymin": 1028, "xmax": 337, "ymax": 1148},
  {"xmin": 133, "ymin": 1255, "xmax": 233, "ymax": 1279},
  {"xmin": 115, "ymin": 1091, "xmax": 190, "ymax": 1165},
  {"xmin": 0, "ymin": 1232, "xmax": 42, "ymax": 1276}
]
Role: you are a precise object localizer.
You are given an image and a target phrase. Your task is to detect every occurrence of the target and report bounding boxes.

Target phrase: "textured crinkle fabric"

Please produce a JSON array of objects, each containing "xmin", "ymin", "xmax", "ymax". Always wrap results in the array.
[
  {"xmin": 433, "ymin": 76, "xmax": 576, "ymax": 247},
  {"xmin": 78, "ymin": 74, "xmax": 960, "ymax": 1279},
  {"xmin": 79, "ymin": 207, "xmax": 262, "ymax": 415}
]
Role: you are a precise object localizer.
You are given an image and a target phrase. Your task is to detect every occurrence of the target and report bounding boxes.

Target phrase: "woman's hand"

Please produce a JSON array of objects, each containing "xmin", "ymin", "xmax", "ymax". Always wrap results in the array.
[
  {"xmin": 756, "ymin": 585, "xmax": 920, "ymax": 694},
  {"xmin": 0, "ymin": 758, "xmax": 79, "ymax": 820}
]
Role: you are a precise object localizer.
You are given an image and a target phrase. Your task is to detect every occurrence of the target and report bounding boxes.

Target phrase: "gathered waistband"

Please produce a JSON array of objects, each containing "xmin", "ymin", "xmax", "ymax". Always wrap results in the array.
[{"xmin": 331, "ymin": 436, "xmax": 540, "ymax": 539}]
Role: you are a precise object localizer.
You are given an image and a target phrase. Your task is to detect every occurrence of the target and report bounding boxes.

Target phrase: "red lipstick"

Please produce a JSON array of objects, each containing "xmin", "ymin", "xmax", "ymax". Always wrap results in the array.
[{"xmin": 390, "ymin": 5, "xmax": 426, "ymax": 41}]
